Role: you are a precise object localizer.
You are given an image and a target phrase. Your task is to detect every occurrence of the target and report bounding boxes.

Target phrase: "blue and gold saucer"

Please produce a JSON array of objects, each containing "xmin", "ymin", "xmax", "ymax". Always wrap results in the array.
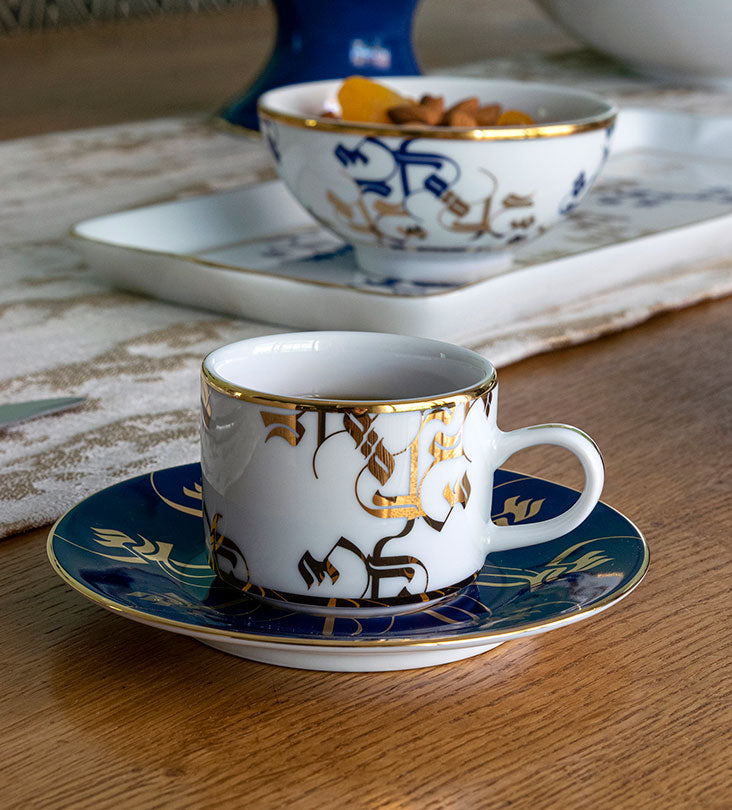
[{"xmin": 47, "ymin": 463, "xmax": 648, "ymax": 672}]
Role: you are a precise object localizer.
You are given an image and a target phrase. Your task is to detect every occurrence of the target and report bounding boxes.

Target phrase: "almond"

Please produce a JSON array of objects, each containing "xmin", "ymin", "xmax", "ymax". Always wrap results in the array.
[
  {"xmin": 388, "ymin": 104, "xmax": 433, "ymax": 125},
  {"xmin": 475, "ymin": 104, "xmax": 502, "ymax": 126},
  {"xmin": 444, "ymin": 108, "xmax": 477, "ymax": 127},
  {"xmin": 441, "ymin": 96, "xmax": 479, "ymax": 125},
  {"xmin": 418, "ymin": 95, "xmax": 445, "ymax": 125}
]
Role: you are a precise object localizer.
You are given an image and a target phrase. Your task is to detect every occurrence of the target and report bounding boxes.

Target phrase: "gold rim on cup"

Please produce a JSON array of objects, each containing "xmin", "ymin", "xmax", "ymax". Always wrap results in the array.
[{"xmin": 201, "ymin": 360, "xmax": 498, "ymax": 414}]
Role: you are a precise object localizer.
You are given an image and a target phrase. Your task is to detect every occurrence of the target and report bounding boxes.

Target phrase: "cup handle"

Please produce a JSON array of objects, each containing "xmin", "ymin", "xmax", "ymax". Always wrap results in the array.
[{"xmin": 489, "ymin": 423, "xmax": 605, "ymax": 553}]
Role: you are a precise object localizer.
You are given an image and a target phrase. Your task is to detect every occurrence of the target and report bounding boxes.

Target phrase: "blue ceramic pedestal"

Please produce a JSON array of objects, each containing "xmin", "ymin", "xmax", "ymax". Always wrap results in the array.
[{"xmin": 218, "ymin": 0, "xmax": 422, "ymax": 132}]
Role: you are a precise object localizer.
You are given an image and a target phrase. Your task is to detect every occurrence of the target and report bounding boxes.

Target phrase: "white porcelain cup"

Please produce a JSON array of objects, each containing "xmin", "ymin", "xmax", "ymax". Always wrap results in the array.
[{"xmin": 200, "ymin": 332, "xmax": 604, "ymax": 616}]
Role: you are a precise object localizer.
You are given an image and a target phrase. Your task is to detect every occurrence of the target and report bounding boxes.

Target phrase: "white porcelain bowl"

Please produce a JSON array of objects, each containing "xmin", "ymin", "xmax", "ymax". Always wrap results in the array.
[
  {"xmin": 257, "ymin": 76, "xmax": 616, "ymax": 283},
  {"xmin": 535, "ymin": 0, "xmax": 732, "ymax": 87}
]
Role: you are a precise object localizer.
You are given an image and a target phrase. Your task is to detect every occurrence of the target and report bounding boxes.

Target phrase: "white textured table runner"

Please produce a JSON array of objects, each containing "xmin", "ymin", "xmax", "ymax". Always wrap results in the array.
[{"xmin": 2, "ymin": 55, "xmax": 732, "ymax": 538}]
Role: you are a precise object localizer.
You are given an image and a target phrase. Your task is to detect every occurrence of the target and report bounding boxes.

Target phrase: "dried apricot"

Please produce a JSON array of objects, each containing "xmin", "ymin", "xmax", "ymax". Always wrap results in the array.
[
  {"xmin": 337, "ymin": 76, "xmax": 411, "ymax": 124},
  {"xmin": 496, "ymin": 109, "xmax": 535, "ymax": 125}
]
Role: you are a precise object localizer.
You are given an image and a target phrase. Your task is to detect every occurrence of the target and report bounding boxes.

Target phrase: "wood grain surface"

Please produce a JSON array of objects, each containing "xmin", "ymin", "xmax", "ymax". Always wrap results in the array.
[{"xmin": 2, "ymin": 298, "xmax": 730, "ymax": 809}]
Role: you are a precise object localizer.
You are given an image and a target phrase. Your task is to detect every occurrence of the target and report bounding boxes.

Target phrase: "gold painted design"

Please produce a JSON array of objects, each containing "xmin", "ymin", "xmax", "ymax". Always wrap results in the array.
[
  {"xmin": 250, "ymin": 399, "xmax": 486, "ymax": 601},
  {"xmin": 89, "ymin": 527, "xmax": 167, "ymax": 564},
  {"xmin": 258, "ymin": 107, "xmax": 617, "ymax": 141},
  {"xmin": 423, "ymin": 609, "xmax": 461, "ymax": 624},
  {"xmin": 208, "ymin": 514, "xmax": 476, "ymax": 608},
  {"xmin": 437, "ymin": 172, "xmax": 535, "ymax": 239},
  {"xmin": 493, "ymin": 495, "xmax": 545, "ymax": 526},
  {"xmin": 344, "ymin": 411, "xmax": 394, "ymax": 485},
  {"xmin": 343, "ymin": 403, "xmax": 473, "ymax": 524},
  {"xmin": 326, "ymin": 169, "xmax": 536, "ymax": 247},
  {"xmin": 459, "ymin": 592, "xmax": 493, "ymax": 615},
  {"xmin": 297, "ymin": 531, "xmax": 432, "ymax": 601},
  {"xmin": 299, "ymin": 547, "xmax": 341, "ymax": 587},
  {"xmin": 477, "ymin": 538, "xmax": 622, "ymax": 589},
  {"xmin": 149, "ymin": 473, "xmax": 203, "ymax": 518},
  {"xmin": 71, "ymin": 526, "xmax": 214, "ymax": 586},
  {"xmin": 261, "ymin": 409, "xmax": 306, "ymax": 446},
  {"xmin": 206, "ymin": 508, "xmax": 251, "ymax": 586},
  {"xmin": 203, "ymin": 475, "xmax": 476, "ymax": 606}
]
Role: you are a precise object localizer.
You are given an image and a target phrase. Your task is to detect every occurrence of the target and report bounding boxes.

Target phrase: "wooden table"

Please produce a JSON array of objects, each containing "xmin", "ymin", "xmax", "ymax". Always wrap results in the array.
[
  {"xmin": 3, "ymin": 297, "xmax": 730, "ymax": 808},
  {"xmin": 2, "ymin": 3, "xmax": 730, "ymax": 807}
]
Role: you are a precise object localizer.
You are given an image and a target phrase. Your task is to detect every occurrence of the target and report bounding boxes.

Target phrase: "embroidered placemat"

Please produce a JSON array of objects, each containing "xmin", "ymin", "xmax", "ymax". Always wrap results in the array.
[{"xmin": 2, "ymin": 57, "xmax": 732, "ymax": 538}]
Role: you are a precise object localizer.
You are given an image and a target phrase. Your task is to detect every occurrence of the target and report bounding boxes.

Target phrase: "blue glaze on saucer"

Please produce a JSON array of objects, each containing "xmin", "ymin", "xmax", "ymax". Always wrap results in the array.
[{"xmin": 49, "ymin": 464, "xmax": 648, "ymax": 644}]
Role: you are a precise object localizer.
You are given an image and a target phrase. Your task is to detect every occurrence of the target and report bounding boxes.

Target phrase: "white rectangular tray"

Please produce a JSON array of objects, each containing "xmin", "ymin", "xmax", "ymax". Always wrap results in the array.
[{"xmin": 72, "ymin": 107, "xmax": 732, "ymax": 343}]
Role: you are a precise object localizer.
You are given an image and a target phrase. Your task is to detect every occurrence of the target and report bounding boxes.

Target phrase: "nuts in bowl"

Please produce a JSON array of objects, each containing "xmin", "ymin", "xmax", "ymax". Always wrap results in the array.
[
  {"xmin": 331, "ymin": 76, "xmax": 536, "ymax": 127},
  {"xmin": 257, "ymin": 76, "xmax": 617, "ymax": 283}
]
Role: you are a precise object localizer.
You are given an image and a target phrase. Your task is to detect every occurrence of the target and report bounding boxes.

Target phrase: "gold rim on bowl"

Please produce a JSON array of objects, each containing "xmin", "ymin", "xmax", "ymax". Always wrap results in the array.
[
  {"xmin": 257, "ymin": 77, "xmax": 617, "ymax": 141},
  {"xmin": 257, "ymin": 106, "xmax": 617, "ymax": 141}
]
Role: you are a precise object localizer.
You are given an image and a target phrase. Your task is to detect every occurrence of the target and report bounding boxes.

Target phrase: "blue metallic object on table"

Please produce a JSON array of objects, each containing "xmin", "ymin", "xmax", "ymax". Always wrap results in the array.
[{"xmin": 217, "ymin": 0, "xmax": 422, "ymax": 132}]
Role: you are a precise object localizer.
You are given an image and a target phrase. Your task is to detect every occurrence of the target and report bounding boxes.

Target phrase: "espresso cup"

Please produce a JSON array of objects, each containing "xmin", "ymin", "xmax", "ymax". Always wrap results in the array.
[{"xmin": 200, "ymin": 332, "xmax": 604, "ymax": 616}]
